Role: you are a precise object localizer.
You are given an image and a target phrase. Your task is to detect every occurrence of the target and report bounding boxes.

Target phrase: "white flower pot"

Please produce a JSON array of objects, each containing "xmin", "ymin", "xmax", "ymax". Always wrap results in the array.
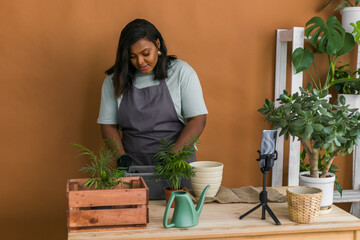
[
  {"xmin": 341, "ymin": 7, "xmax": 360, "ymax": 33},
  {"xmin": 190, "ymin": 161, "xmax": 223, "ymax": 198},
  {"xmin": 299, "ymin": 171, "xmax": 335, "ymax": 212}
]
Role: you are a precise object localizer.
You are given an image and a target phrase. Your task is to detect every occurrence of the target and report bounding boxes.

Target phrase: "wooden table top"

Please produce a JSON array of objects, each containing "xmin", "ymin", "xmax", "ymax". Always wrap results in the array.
[{"xmin": 68, "ymin": 187, "xmax": 360, "ymax": 240}]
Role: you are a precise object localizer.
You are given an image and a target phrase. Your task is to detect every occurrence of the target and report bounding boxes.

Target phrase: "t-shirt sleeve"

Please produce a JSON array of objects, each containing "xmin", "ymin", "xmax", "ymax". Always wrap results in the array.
[
  {"xmin": 97, "ymin": 75, "xmax": 118, "ymax": 124},
  {"xmin": 179, "ymin": 63, "xmax": 208, "ymax": 118}
]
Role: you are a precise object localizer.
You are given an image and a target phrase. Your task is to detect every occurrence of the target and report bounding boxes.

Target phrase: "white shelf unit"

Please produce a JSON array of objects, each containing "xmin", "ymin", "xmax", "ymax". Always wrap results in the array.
[{"xmin": 273, "ymin": 27, "xmax": 360, "ymax": 217}]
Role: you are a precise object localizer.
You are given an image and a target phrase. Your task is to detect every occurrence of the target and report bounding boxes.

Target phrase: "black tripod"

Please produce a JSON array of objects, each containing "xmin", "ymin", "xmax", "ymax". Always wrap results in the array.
[{"xmin": 239, "ymin": 150, "xmax": 281, "ymax": 225}]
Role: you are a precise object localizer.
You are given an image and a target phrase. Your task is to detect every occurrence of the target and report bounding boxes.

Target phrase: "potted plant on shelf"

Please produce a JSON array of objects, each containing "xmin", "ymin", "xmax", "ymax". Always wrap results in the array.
[
  {"xmin": 258, "ymin": 16, "xmax": 360, "ymax": 212},
  {"xmin": 334, "ymin": 63, "xmax": 360, "ymax": 109},
  {"xmin": 66, "ymin": 138, "xmax": 149, "ymax": 233},
  {"xmin": 153, "ymin": 137, "xmax": 198, "ymax": 207},
  {"xmin": 334, "ymin": 21, "xmax": 360, "ymax": 109},
  {"xmin": 291, "ymin": 16, "xmax": 355, "ymax": 93},
  {"xmin": 321, "ymin": 0, "xmax": 360, "ymax": 33}
]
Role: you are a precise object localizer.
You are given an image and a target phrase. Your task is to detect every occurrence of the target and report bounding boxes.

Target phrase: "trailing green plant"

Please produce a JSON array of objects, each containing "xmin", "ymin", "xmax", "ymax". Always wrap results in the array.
[
  {"xmin": 322, "ymin": 0, "xmax": 360, "ymax": 11},
  {"xmin": 334, "ymin": 64, "xmax": 360, "ymax": 94},
  {"xmin": 292, "ymin": 16, "xmax": 357, "ymax": 93},
  {"xmin": 259, "ymin": 85, "xmax": 360, "ymax": 179},
  {"xmin": 300, "ymin": 149, "xmax": 343, "ymax": 195},
  {"xmin": 72, "ymin": 138, "xmax": 129, "ymax": 190},
  {"xmin": 333, "ymin": 20, "xmax": 360, "ymax": 94},
  {"xmin": 351, "ymin": 20, "xmax": 360, "ymax": 44},
  {"xmin": 153, "ymin": 137, "xmax": 198, "ymax": 191}
]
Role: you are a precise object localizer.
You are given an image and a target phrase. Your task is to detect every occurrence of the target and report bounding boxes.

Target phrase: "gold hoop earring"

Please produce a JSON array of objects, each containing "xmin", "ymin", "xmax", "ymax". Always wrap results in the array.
[{"xmin": 158, "ymin": 51, "xmax": 161, "ymax": 56}]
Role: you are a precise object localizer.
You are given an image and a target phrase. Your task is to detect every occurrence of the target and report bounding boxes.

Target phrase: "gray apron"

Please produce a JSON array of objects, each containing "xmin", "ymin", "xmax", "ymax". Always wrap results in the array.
[{"xmin": 118, "ymin": 79, "xmax": 196, "ymax": 166}]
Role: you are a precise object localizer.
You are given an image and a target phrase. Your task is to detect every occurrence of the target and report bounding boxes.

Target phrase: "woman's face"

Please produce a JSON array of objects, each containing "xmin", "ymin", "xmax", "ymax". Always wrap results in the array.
[{"xmin": 129, "ymin": 38, "xmax": 160, "ymax": 74}]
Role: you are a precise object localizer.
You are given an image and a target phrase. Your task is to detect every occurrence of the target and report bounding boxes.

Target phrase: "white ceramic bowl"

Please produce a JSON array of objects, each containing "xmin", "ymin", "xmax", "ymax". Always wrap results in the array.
[
  {"xmin": 190, "ymin": 176, "xmax": 222, "ymax": 184},
  {"xmin": 191, "ymin": 182, "xmax": 221, "ymax": 189},
  {"xmin": 190, "ymin": 161, "xmax": 224, "ymax": 198},
  {"xmin": 193, "ymin": 170, "xmax": 223, "ymax": 178},
  {"xmin": 190, "ymin": 161, "xmax": 223, "ymax": 172}
]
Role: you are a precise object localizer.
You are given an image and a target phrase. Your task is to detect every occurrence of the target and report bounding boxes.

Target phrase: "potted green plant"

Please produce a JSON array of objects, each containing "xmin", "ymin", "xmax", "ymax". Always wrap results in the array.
[
  {"xmin": 334, "ymin": 21, "xmax": 360, "ymax": 110},
  {"xmin": 67, "ymin": 138, "xmax": 149, "ymax": 232},
  {"xmin": 291, "ymin": 16, "xmax": 355, "ymax": 93},
  {"xmin": 153, "ymin": 137, "xmax": 198, "ymax": 207},
  {"xmin": 334, "ymin": 63, "xmax": 360, "ymax": 111},
  {"xmin": 322, "ymin": 0, "xmax": 360, "ymax": 33},
  {"xmin": 259, "ymin": 16, "xmax": 360, "ymax": 212},
  {"xmin": 259, "ymin": 88, "xmax": 360, "ymax": 211},
  {"xmin": 71, "ymin": 138, "xmax": 129, "ymax": 189}
]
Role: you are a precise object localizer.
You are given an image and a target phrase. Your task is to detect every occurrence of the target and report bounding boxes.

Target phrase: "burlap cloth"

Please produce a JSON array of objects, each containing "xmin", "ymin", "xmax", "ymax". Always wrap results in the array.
[{"xmin": 190, "ymin": 186, "xmax": 286, "ymax": 204}]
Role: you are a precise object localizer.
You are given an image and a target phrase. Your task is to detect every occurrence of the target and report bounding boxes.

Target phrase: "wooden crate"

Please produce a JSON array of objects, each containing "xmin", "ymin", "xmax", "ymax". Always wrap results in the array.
[{"xmin": 67, "ymin": 176, "xmax": 149, "ymax": 233}]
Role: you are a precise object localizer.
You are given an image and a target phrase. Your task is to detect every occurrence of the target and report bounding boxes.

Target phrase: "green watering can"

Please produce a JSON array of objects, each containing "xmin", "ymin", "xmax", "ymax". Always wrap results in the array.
[{"xmin": 163, "ymin": 185, "xmax": 210, "ymax": 228}]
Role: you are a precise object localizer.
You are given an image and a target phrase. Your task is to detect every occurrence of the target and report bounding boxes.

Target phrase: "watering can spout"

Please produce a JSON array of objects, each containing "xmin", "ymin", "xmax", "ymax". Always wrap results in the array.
[{"xmin": 195, "ymin": 185, "xmax": 210, "ymax": 217}]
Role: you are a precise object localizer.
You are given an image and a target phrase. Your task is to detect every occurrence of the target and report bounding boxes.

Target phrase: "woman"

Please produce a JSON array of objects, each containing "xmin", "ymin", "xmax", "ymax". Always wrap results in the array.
[{"xmin": 97, "ymin": 19, "xmax": 207, "ymax": 167}]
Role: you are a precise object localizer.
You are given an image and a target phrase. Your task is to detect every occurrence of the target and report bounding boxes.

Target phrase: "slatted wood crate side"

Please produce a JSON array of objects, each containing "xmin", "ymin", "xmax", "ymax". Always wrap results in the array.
[
  {"xmin": 68, "ymin": 206, "xmax": 147, "ymax": 228},
  {"xmin": 67, "ymin": 176, "xmax": 149, "ymax": 232},
  {"xmin": 68, "ymin": 188, "xmax": 147, "ymax": 207},
  {"xmin": 67, "ymin": 177, "xmax": 148, "ymax": 208}
]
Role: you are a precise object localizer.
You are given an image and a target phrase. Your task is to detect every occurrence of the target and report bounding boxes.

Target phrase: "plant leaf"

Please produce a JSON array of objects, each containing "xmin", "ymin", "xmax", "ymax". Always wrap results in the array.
[
  {"xmin": 292, "ymin": 48, "xmax": 314, "ymax": 73},
  {"xmin": 305, "ymin": 16, "xmax": 345, "ymax": 55}
]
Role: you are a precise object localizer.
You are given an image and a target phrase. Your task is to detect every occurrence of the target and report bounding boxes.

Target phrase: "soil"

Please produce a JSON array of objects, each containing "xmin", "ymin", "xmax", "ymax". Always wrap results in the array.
[{"xmin": 302, "ymin": 173, "xmax": 332, "ymax": 178}]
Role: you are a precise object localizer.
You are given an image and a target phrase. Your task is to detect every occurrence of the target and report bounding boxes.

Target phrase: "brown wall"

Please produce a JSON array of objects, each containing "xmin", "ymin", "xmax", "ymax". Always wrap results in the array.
[{"xmin": 0, "ymin": 1, "xmax": 353, "ymax": 239}]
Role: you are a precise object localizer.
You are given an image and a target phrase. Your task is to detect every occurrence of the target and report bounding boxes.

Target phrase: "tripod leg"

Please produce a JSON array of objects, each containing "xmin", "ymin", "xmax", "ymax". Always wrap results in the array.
[
  {"xmin": 239, "ymin": 203, "xmax": 262, "ymax": 219},
  {"xmin": 262, "ymin": 204, "xmax": 266, "ymax": 220},
  {"xmin": 264, "ymin": 205, "xmax": 281, "ymax": 225}
]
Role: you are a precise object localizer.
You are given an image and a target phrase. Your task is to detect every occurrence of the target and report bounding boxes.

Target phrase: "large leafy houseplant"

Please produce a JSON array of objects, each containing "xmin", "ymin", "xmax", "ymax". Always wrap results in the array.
[
  {"xmin": 292, "ymin": 16, "xmax": 356, "ymax": 92},
  {"xmin": 259, "ymin": 16, "xmax": 360, "ymax": 184},
  {"xmin": 153, "ymin": 137, "xmax": 198, "ymax": 191},
  {"xmin": 72, "ymin": 138, "xmax": 128, "ymax": 189},
  {"xmin": 259, "ymin": 88, "xmax": 360, "ymax": 180}
]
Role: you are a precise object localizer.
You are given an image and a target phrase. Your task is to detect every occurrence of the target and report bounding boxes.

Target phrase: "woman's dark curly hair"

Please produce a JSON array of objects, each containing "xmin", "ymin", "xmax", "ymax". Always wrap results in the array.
[{"xmin": 105, "ymin": 19, "xmax": 176, "ymax": 98}]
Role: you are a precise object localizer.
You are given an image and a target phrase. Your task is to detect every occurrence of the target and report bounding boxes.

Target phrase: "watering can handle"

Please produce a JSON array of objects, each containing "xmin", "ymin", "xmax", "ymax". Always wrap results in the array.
[{"xmin": 163, "ymin": 192, "xmax": 176, "ymax": 228}]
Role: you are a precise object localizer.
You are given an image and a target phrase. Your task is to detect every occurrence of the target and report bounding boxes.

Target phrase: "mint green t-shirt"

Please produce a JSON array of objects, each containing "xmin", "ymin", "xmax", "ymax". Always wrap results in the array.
[{"xmin": 97, "ymin": 59, "xmax": 208, "ymax": 126}]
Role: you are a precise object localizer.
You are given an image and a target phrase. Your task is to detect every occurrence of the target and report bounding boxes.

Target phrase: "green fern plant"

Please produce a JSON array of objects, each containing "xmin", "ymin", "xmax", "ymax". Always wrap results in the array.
[
  {"xmin": 153, "ymin": 137, "xmax": 198, "ymax": 190},
  {"xmin": 72, "ymin": 138, "xmax": 129, "ymax": 190}
]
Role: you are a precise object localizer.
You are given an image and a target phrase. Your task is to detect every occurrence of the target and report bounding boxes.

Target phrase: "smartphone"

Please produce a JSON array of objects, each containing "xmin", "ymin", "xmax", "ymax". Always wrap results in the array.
[{"xmin": 260, "ymin": 130, "xmax": 277, "ymax": 155}]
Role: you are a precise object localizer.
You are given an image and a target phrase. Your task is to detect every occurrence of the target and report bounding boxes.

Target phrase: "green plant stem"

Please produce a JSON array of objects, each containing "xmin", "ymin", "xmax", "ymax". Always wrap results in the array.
[
  {"xmin": 306, "ymin": 69, "xmax": 320, "ymax": 90},
  {"xmin": 313, "ymin": 62, "xmax": 321, "ymax": 89},
  {"xmin": 346, "ymin": 0, "xmax": 354, "ymax": 7},
  {"xmin": 328, "ymin": 77, "xmax": 360, "ymax": 88},
  {"xmin": 309, "ymin": 147, "xmax": 320, "ymax": 178},
  {"xmin": 325, "ymin": 55, "xmax": 338, "ymax": 89},
  {"xmin": 300, "ymin": 139, "xmax": 312, "ymax": 157},
  {"xmin": 321, "ymin": 149, "xmax": 341, "ymax": 177}
]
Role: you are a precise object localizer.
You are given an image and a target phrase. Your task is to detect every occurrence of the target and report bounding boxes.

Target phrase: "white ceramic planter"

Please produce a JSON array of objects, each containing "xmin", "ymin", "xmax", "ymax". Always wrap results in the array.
[
  {"xmin": 190, "ymin": 161, "xmax": 223, "ymax": 198},
  {"xmin": 299, "ymin": 171, "xmax": 335, "ymax": 212},
  {"xmin": 341, "ymin": 7, "xmax": 360, "ymax": 33}
]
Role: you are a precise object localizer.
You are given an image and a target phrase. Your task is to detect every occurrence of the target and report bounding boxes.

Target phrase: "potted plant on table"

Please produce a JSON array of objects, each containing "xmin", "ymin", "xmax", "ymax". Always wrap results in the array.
[
  {"xmin": 72, "ymin": 139, "xmax": 129, "ymax": 190},
  {"xmin": 153, "ymin": 137, "xmax": 198, "ymax": 207},
  {"xmin": 259, "ymin": 16, "xmax": 360, "ymax": 212},
  {"xmin": 67, "ymin": 138, "xmax": 149, "ymax": 232}
]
